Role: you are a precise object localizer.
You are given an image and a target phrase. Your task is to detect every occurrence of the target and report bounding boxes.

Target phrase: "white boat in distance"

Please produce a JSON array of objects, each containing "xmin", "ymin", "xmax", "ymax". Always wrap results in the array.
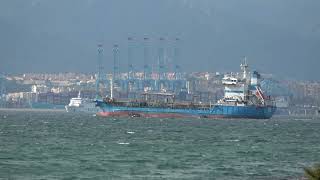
[{"xmin": 65, "ymin": 91, "xmax": 100, "ymax": 113}]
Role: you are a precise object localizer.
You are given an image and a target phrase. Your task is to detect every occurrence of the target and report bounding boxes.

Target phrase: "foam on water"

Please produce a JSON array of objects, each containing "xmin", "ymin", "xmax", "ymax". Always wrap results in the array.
[
  {"xmin": 0, "ymin": 110, "xmax": 320, "ymax": 179},
  {"xmin": 225, "ymin": 139, "xmax": 240, "ymax": 142},
  {"xmin": 117, "ymin": 142, "xmax": 130, "ymax": 145}
]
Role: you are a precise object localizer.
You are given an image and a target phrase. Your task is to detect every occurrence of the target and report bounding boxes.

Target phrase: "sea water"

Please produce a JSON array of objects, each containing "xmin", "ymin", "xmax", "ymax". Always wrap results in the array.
[{"xmin": 0, "ymin": 110, "xmax": 319, "ymax": 179}]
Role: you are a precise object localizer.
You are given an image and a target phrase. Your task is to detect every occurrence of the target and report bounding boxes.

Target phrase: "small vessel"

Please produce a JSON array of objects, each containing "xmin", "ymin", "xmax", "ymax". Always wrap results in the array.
[
  {"xmin": 95, "ymin": 60, "xmax": 276, "ymax": 119},
  {"xmin": 65, "ymin": 91, "xmax": 100, "ymax": 113}
]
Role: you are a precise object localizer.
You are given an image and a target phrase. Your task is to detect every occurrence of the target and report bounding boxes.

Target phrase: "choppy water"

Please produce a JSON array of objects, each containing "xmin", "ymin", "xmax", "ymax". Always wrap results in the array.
[{"xmin": 0, "ymin": 110, "xmax": 320, "ymax": 179}]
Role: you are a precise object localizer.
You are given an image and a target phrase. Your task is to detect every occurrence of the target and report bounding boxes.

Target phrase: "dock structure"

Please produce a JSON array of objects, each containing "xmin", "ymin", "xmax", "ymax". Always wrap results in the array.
[
  {"xmin": 112, "ymin": 44, "xmax": 120, "ymax": 81},
  {"xmin": 173, "ymin": 38, "xmax": 181, "ymax": 80},
  {"xmin": 0, "ymin": 74, "xmax": 5, "ymax": 108},
  {"xmin": 143, "ymin": 37, "xmax": 151, "ymax": 81},
  {"xmin": 101, "ymin": 37, "xmax": 187, "ymax": 100},
  {"xmin": 127, "ymin": 37, "xmax": 134, "ymax": 81},
  {"xmin": 95, "ymin": 44, "xmax": 105, "ymax": 99}
]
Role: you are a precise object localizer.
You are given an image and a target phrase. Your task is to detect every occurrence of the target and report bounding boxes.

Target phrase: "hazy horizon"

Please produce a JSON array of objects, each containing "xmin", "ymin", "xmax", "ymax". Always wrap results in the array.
[{"xmin": 1, "ymin": 0, "xmax": 319, "ymax": 80}]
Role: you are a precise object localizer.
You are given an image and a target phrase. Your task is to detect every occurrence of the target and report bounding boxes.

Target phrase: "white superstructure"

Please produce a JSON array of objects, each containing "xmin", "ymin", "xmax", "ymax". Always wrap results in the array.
[
  {"xmin": 65, "ymin": 91, "xmax": 100, "ymax": 113},
  {"xmin": 218, "ymin": 57, "xmax": 274, "ymax": 107}
]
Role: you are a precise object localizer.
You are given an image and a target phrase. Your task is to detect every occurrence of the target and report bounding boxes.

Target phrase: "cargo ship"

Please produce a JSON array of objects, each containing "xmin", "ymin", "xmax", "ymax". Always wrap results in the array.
[{"xmin": 95, "ymin": 60, "xmax": 276, "ymax": 119}]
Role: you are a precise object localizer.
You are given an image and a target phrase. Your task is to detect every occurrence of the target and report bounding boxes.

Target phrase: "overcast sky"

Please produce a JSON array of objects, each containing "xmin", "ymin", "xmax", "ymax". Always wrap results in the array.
[{"xmin": 0, "ymin": 0, "xmax": 319, "ymax": 80}]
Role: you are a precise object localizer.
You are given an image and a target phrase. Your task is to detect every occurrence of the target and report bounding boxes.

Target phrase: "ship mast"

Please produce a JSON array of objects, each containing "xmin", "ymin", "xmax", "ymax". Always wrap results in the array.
[
  {"xmin": 110, "ymin": 78, "xmax": 114, "ymax": 99},
  {"xmin": 240, "ymin": 56, "xmax": 250, "ymax": 101},
  {"xmin": 240, "ymin": 56, "xmax": 249, "ymax": 80}
]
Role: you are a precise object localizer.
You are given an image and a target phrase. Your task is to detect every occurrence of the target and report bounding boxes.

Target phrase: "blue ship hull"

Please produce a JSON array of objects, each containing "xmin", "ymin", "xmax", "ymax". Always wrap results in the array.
[{"xmin": 96, "ymin": 101, "xmax": 276, "ymax": 119}]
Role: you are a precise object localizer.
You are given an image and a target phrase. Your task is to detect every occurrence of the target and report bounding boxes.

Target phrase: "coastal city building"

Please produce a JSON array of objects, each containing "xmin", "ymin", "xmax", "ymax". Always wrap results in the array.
[{"xmin": 0, "ymin": 71, "xmax": 319, "ymax": 116}]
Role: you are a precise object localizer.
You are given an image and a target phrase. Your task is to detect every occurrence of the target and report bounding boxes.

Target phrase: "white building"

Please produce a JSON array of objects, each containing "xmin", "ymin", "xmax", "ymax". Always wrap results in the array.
[{"xmin": 31, "ymin": 85, "xmax": 49, "ymax": 93}]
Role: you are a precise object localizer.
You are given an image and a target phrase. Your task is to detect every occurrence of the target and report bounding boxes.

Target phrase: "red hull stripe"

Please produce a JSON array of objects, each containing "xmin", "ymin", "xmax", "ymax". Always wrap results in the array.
[
  {"xmin": 97, "ymin": 111, "xmax": 195, "ymax": 118},
  {"xmin": 96, "ymin": 111, "xmax": 228, "ymax": 119}
]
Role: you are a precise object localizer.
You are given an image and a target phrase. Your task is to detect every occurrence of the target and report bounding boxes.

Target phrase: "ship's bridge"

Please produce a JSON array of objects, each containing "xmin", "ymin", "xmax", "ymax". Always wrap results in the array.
[
  {"xmin": 221, "ymin": 74, "xmax": 246, "ymax": 101},
  {"xmin": 68, "ymin": 98, "xmax": 83, "ymax": 107},
  {"xmin": 222, "ymin": 76, "xmax": 239, "ymax": 85}
]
